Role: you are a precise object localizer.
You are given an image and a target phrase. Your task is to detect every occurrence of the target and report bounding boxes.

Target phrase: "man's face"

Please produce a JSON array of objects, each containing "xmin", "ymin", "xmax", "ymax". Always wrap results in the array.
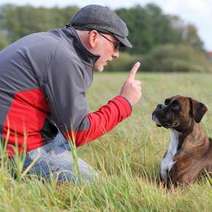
[{"xmin": 94, "ymin": 32, "xmax": 120, "ymax": 72}]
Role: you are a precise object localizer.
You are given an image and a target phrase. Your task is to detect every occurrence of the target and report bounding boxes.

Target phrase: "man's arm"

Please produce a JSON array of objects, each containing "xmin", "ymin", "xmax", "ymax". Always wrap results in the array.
[
  {"xmin": 45, "ymin": 45, "xmax": 141, "ymax": 146},
  {"xmin": 66, "ymin": 62, "xmax": 142, "ymax": 146},
  {"xmin": 65, "ymin": 95, "xmax": 132, "ymax": 146}
]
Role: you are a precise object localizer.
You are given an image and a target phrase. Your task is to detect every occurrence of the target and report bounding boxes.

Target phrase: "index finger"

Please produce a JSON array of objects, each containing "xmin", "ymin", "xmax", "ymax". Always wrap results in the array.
[{"xmin": 128, "ymin": 61, "xmax": 141, "ymax": 81}]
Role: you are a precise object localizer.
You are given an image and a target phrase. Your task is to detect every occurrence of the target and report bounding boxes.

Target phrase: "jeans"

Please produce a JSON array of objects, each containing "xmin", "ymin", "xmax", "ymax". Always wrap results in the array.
[{"xmin": 23, "ymin": 133, "xmax": 98, "ymax": 183}]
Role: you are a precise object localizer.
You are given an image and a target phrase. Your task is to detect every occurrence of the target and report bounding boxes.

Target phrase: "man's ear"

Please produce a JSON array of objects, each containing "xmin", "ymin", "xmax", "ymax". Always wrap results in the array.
[
  {"xmin": 87, "ymin": 30, "xmax": 99, "ymax": 49},
  {"xmin": 189, "ymin": 98, "xmax": 208, "ymax": 123}
]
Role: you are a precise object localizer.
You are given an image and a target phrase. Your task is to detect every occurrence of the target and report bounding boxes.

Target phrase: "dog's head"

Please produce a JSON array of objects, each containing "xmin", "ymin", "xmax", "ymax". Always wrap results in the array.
[{"xmin": 152, "ymin": 95, "xmax": 208, "ymax": 131}]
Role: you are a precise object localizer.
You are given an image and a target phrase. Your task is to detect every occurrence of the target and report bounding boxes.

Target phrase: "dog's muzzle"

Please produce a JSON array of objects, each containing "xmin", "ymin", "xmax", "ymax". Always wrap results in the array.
[
  {"xmin": 152, "ymin": 104, "xmax": 165, "ymax": 127},
  {"xmin": 152, "ymin": 104, "xmax": 176, "ymax": 128}
]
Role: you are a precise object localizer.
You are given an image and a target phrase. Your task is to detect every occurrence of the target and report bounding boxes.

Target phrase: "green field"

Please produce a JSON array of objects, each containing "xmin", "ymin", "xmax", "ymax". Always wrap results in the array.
[{"xmin": 0, "ymin": 73, "xmax": 212, "ymax": 211}]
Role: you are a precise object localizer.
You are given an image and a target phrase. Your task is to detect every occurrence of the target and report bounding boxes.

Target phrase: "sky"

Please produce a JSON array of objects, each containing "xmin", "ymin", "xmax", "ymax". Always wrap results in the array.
[{"xmin": 1, "ymin": 0, "xmax": 212, "ymax": 51}]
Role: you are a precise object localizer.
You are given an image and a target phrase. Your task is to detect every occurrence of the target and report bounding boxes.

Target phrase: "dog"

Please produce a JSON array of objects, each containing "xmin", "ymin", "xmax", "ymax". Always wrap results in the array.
[{"xmin": 152, "ymin": 95, "xmax": 212, "ymax": 187}]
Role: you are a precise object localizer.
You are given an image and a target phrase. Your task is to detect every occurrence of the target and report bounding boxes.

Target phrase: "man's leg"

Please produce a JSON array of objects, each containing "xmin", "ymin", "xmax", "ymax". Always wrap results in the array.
[{"xmin": 23, "ymin": 133, "xmax": 98, "ymax": 183}]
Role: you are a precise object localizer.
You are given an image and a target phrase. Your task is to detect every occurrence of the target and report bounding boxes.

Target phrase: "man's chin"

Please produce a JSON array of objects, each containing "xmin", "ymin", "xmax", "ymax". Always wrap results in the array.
[{"xmin": 94, "ymin": 65, "xmax": 105, "ymax": 72}]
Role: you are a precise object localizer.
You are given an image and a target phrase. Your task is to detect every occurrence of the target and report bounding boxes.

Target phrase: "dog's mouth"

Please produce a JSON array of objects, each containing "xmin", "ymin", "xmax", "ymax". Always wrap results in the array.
[
  {"xmin": 152, "ymin": 114, "xmax": 162, "ymax": 126},
  {"xmin": 156, "ymin": 123, "xmax": 162, "ymax": 127},
  {"xmin": 152, "ymin": 114, "xmax": 179, "ymax": 129},
  {"xmin": 157, "ymin": 122, "xmax": 179, "ymax": 129}
]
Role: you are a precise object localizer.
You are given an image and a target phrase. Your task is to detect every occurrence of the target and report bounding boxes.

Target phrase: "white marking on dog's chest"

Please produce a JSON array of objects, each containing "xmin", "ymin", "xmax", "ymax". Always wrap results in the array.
[{"xmin": 160, "ymin": 129, "xmax": 180, "ymax": 182}]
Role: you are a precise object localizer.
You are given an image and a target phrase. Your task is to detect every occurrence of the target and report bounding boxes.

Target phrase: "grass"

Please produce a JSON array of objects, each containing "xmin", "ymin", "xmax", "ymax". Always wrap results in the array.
[{"xmin": 0, "ymin": 72, "xmax": 212, "ymax": 211}]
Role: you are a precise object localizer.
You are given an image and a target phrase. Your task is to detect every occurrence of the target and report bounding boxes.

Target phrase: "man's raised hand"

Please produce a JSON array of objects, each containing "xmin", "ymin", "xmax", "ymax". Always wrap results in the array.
[{"xmin": 120, "ymin": 62, "xmax": 142, "ymax": 106}]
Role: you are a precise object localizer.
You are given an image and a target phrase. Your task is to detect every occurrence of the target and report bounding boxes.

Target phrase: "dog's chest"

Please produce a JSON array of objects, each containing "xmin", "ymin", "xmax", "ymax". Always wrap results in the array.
[{"xmin": 160, "ymin": 130, "xmax": 180, "ymax": 182}]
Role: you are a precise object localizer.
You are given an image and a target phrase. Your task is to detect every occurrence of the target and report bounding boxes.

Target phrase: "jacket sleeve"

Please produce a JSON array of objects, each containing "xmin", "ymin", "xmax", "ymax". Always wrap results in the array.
[
  {"xmin": 65, "ymin": 95, "xmax": 132, "ymax": 146},
  {"xmin": 44, "ymin": 45, "xmax": 132, "ymax": 147}
]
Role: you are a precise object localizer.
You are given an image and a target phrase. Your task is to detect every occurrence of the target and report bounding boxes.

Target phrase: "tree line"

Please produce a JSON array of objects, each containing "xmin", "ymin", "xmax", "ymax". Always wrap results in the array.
[
  {"xmin": 0, "ymin": 3, "xmax": 211, "ymax": 72},
  {"xmin": 0, "ymin": 3, "xmax": 204, "ymax": 53}
]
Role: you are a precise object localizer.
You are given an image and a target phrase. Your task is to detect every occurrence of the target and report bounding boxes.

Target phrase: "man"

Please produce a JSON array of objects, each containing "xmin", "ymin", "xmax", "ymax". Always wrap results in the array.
[{"xmin": 0, "ymin": 5, "xmax": 142, "ymax": 182}]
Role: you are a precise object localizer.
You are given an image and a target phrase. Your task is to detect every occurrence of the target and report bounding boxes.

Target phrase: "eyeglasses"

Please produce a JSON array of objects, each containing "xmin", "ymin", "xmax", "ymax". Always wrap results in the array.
[{"xmin": 98, "ymin": 32, "xmax": 120, "ymax": 50}]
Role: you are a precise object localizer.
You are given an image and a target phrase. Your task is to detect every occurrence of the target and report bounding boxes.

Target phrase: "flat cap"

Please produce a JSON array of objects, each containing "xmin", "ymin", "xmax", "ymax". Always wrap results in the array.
[{"xmin": 70, "ymin": 5, "xmax": 132, "ymax": 48}]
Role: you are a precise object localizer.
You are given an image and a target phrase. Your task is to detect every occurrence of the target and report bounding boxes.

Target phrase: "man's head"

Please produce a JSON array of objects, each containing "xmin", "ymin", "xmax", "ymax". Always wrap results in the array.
[{"xmin": 69, "ymin": 5, "xmax": 132, "ymax": 71}]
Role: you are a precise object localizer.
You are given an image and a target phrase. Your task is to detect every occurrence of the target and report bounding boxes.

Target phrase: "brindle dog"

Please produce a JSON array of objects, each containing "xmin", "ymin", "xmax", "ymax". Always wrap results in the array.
[{"xmin": 152, "ymin": 95, "xmax": 212, "ymax": 187}]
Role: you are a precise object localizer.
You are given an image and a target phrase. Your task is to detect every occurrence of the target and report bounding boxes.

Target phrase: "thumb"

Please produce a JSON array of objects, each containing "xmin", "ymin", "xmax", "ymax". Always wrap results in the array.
[{"xmin": 127, "ymin": 61, "xmax": 141, "ymax": 81}]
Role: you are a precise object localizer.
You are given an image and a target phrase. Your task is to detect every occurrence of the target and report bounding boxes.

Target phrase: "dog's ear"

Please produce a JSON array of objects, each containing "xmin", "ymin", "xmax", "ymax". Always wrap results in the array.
[{"xmin": 189, "ymin": 98, "xmax": 208, "ymax": 123}]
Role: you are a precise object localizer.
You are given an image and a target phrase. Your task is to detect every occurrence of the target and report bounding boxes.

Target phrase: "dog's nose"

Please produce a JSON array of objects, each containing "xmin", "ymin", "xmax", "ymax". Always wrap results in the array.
[{"xmin": 157, "ymin": 104, "xmax": 164, "ymax": 110}]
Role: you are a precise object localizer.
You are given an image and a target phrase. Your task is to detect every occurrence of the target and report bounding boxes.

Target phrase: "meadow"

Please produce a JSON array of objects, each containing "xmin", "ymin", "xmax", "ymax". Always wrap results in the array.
[{"xmin": 0, "ymin": 72, "xmax": 212, "ymax": 211}]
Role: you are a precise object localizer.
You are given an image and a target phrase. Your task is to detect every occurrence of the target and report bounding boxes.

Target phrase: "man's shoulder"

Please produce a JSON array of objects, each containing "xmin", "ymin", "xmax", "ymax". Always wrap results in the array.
[
  {"xmin": 24, "ymin": 31, "xmax": 62, "ymax": 49},
  {"xmin": 13, "ymin": 29, "xmax": 76, "ymax": 60}
]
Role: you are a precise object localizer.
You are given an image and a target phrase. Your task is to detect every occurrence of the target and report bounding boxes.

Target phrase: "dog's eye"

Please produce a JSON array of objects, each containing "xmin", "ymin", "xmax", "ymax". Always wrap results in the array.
[
  {"xmin": 164, "ymin": 98, "xmax": 171, "ymax": 105},
  {"xmin": 171, "ymin": 100, "xmax": 180, "ymax": 111}
]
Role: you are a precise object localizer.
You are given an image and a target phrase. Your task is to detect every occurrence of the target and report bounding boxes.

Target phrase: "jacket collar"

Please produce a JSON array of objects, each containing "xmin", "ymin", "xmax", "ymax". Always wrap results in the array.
[{"xmin": 61, "ymin": 27, "xmax": 100, "ymax": 66}]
